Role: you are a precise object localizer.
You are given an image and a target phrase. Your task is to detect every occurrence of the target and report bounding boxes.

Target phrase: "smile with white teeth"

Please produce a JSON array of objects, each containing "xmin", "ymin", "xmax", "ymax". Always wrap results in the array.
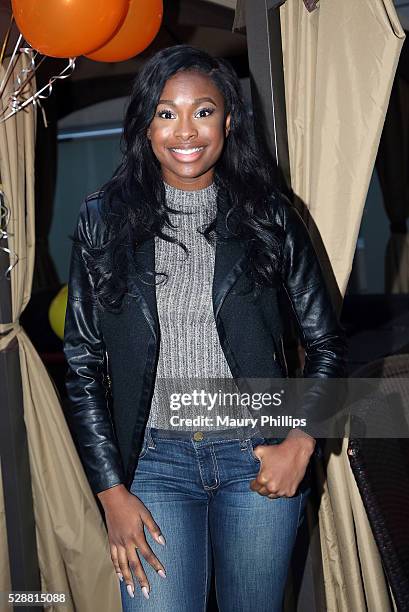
[{"xmin": 170, "ymin": 147, "xmax": 204, "ymax": 154}]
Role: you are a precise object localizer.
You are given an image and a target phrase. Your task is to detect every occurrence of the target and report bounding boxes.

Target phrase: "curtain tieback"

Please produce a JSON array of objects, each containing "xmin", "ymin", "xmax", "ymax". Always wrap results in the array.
[{"xmin": 0, "ymin": 321, "xmax": 22, "ymax": 351}]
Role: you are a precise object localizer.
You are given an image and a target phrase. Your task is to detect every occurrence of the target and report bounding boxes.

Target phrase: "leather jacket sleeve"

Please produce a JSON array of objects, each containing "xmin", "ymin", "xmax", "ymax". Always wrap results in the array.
[
  {"xmin": 276, "ymin": 195, "xmax": 348, "ymax": 439},
  {"xmin": 63, "ymin": 198, "xmax": 126, "ymax": 495}
]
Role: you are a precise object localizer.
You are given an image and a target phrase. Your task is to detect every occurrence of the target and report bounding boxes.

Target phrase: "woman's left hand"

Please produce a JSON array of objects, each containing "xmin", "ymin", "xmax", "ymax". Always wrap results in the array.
[{"xmin": 249, "ymin": 431, "xmax": 315, "ymax": 498}]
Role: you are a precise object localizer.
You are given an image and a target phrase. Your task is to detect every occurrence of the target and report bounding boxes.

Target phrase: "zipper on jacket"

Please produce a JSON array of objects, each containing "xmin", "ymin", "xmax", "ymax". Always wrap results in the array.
[
  {"xmin": 279, "ymin": 336, "xmax": 289, "ymax": 377},
  {"xmin": 104, "ymin": 349, "xmax": 112, "ymax": 394}
]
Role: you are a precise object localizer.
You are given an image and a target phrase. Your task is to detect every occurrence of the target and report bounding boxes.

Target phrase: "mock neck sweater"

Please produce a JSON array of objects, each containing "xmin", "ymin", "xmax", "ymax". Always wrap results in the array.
[{"xmin": 146, "ymin": 181, "xmax": 252, "ymax": 431}]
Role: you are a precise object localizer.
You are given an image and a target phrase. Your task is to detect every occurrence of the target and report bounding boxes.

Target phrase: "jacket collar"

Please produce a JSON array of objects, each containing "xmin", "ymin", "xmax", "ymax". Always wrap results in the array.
[{"xmin": 127, "ymin": 184, "xmax": 250, "ymax": 342}]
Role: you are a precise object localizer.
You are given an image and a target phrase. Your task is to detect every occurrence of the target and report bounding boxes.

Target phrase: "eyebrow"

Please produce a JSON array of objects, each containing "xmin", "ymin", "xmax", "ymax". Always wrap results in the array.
[{"xmin": 157, "ymin": 97, "xmax": 218, "ymax": 106}]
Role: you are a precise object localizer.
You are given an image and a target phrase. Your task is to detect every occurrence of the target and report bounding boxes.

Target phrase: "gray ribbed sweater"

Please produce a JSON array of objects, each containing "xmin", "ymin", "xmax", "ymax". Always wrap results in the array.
[{"xmin": 146, "ymin": 181, "xmax": 252, "ymax": 431}]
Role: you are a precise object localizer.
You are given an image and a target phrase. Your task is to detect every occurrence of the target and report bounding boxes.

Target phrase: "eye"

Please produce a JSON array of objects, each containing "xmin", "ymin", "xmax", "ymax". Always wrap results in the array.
[
  {"xmin": 195, "ymin": 107, "xmax": 214, "ymax": 118},
  {"xmin": 156, "ymin": 109, "xmax": 175, "ymax": 119}
]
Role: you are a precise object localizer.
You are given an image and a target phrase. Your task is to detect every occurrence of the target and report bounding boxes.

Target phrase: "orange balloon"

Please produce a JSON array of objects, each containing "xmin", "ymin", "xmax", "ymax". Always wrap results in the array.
[
  {"xmin": 86, "ymin": 0, "xmax": 163, "ymax": 63},
  {"xmin": 12, "ymin": 0, "xmax": 129, "ymax": 58}
]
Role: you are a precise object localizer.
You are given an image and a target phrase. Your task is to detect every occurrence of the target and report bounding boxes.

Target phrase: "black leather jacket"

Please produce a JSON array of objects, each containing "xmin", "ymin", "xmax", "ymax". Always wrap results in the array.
[{"xmin": 63, "ymin": 188, "xmax": 348, "ymax": 495}]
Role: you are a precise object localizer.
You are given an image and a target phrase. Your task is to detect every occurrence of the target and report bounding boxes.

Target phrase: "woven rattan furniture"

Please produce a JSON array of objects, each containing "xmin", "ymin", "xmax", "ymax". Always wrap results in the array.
[{"xmin": 347, "ymin": 354, "xmax": 409, "ymax": 611}]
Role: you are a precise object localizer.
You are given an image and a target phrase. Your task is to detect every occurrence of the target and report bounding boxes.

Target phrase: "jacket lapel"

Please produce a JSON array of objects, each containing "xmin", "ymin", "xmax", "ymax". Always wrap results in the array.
[
  {"xmin": 127, "ymin": 185, "xmax": 250, "ymax": 340},
  {"xmin": 127, "ymin": 238, "xmax": 159, "ymax": 341},
  {"xmin": 212, "ymin": 185, "xmax": 250, "ymax": 320}
]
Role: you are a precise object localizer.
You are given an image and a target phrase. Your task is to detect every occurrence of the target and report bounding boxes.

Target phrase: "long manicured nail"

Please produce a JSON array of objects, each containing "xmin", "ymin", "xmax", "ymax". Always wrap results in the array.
[
  {"xmin": 157, "ymin": 569, "xmax": 166, "ymax": 578},
  {"xmin": 116, "ymin": 572, "xmax": 123, "ymax": 582},
  {"xmin": 142, "ymin": 586, "xmax": 150, "ymax": 599},
  {"xmin": 126, "ymin": 584, "xmax": 134, "ymax": 598},
  {"xmin": 157, "ymin": 534, "xmax": 166, "ymax": 546}
]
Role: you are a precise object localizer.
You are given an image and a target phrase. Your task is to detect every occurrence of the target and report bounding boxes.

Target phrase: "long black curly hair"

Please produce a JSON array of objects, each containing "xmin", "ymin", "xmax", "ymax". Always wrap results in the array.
[{"xmin": 73, "ymin": 44, "xmax": 284, "ymax": 312}]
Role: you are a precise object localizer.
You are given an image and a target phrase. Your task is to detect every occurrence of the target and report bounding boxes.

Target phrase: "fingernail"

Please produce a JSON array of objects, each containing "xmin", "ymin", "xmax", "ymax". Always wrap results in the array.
[
  {"xmin": 126, "ymin": 584, "xmax": 134, "ymax": 598},
  {"xmin": 157, "ymin": 534, "xmax": 166, "ymax": 546},
  {"xmin": 116, "ymin": 572, "xmax": 123, "ymax": 582},
  {"xmin": 157, "ymin": 569, "xmax": 166, "ymax": 578},
  {"xmin": 142, "ymin": 586, "xmax": 150, "ymax": 599}
]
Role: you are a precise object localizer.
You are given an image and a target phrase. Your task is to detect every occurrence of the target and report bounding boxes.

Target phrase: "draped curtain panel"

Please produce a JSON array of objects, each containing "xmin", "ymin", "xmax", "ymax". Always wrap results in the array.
[
  {"xmin": 279, "ymin": 0, "xmax": 405, "ymax": 297},
  {"xmin": 234, "ymin": 0, "xmax": 404, "ymax": 610},
  {"xmin": 279, "ymin": 2, "xmax": 404, "ymax": 610},
  {"xmin": 0, "ymin": 54, "xmax": 122, "ymax": 611},
  {"xmin": 278, "ymin": 2, "xmax": 404, "ymax": 609}
]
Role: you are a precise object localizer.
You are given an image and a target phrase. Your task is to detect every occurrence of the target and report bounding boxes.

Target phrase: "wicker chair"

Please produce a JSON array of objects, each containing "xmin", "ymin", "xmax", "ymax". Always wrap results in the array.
[{"xmin": 347, "ymin": 354, "xmax": 409, "ymax": 611}]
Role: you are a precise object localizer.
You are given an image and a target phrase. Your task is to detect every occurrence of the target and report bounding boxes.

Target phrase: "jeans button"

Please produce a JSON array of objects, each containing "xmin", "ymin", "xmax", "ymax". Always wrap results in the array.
[{"xmin": 193, "ymin": 431, "xmax": 204, "ymax": 441}]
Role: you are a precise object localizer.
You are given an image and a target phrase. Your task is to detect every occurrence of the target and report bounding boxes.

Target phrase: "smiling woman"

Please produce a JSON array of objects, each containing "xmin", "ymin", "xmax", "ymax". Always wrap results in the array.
[
  {"xmin": 146, "ymin": 71, "xmax": 230, "ymax": 189},
  {"xmin": 63, "ymin": 44, "xmax": 347, "ymax": 612}
]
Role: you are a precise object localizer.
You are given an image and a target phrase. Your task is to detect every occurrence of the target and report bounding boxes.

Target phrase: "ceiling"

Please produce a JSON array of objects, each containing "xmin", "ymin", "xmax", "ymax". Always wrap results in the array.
[
  {"xmin": 1, "ymin": 0, "xmax": 407, "ymax": 79},
  {"xmin": 205, "ymin": 0, "xmax": 237, "ymax": 7},
  {"xmin": 0, "ymin": 0, "xmax": 248, "ymax": 122},
  {"xmin": 0, "ymin": 0, "xmax": 407, "ymax": 119}
]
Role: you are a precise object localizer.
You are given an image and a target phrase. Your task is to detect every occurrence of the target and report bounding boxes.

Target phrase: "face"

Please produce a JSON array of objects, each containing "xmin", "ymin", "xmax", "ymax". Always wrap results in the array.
[{"xmin": 147, "ymin": 70, "xmax": 231, "ymax": 190}]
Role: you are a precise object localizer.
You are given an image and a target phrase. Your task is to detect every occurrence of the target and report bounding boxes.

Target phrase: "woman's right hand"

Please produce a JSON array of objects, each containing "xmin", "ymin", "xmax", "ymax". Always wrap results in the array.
[{"xmin": 97, "ymin": 484, "xmax": 167, "ymax": 600}]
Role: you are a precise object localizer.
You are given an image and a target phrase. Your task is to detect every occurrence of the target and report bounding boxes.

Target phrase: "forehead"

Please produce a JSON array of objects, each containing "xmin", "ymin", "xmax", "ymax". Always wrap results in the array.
[{"xmin": 159, "ymin": 71, "xmax": 224, "ymax": 104}]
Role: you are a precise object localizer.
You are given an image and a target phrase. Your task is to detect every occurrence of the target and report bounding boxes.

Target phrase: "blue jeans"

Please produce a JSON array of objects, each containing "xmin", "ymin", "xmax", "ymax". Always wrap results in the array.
[{"xmin": 120, "ymin": 426, "xmax": 311, "ymax": 612}]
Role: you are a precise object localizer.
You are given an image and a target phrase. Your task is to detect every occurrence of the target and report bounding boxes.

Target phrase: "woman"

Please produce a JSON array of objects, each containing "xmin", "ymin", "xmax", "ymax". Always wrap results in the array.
[{"xmin": 63, "ymin": 44, "xmax": 347, "ymax": 611}]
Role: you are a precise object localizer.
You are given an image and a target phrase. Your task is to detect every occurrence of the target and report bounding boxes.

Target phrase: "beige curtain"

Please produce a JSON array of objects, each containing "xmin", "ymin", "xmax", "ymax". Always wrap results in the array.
[
  {"xmin": 0, "ymin": 54, "xmax": 121, "ymax": 610},
  {"xmin": 279, "ymin": 2, "xmax": 404, "ymax": 610},
  {"xmin": 279, "ymin": 0, "xmax": 405, "ymax": 296},
  {"xmin": 234, "ymin": 1, "xmax": 405, "ymax": 610}
]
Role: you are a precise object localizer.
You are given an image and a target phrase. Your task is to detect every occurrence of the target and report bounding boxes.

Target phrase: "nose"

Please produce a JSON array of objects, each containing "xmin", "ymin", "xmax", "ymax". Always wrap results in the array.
[{"xmin": 174, "ymin": 115, "xmax": 198, "ymax": 141}]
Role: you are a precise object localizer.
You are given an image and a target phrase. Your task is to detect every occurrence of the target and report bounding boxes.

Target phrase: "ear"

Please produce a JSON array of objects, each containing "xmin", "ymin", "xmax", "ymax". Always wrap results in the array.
[
  {"xmin": 147, "ymin": 127, "xmax": 151, "ymax": 140},
  {"xmin": 225, "ymin": 113, "xmax": 231, "ymax": 137}
]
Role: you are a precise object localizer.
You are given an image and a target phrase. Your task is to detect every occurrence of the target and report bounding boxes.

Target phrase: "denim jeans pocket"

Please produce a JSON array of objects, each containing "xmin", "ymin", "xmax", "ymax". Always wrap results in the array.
[
  {"xmin": 247, "ymin": 435, "xmax": 266, "ymax": 464},
  {"xmin": 138, "ymin": 432, "xmax": 151, "ymax": 460}
]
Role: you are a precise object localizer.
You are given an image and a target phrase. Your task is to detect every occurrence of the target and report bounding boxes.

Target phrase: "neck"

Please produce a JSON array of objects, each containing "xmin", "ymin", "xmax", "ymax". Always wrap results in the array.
[{"xmin": 163, "ymin": 180, "xmax": 218, "ymax": 212}]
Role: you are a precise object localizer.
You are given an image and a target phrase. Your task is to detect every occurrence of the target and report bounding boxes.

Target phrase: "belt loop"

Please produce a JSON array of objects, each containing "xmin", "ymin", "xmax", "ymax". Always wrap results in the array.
[
  {"xmin": 240, "ymin": 438, "xmax": 248, "ymax": 450},
  {"xmin": 146, "ymin": 424, "xmax": 156, "ymax": 449}
]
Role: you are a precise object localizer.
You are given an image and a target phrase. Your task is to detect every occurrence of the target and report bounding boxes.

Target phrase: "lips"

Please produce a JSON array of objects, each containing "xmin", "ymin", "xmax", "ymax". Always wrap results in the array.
[{"xmin": 167, "ymin": 145, "xmax": 206, "ymax": 162}]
